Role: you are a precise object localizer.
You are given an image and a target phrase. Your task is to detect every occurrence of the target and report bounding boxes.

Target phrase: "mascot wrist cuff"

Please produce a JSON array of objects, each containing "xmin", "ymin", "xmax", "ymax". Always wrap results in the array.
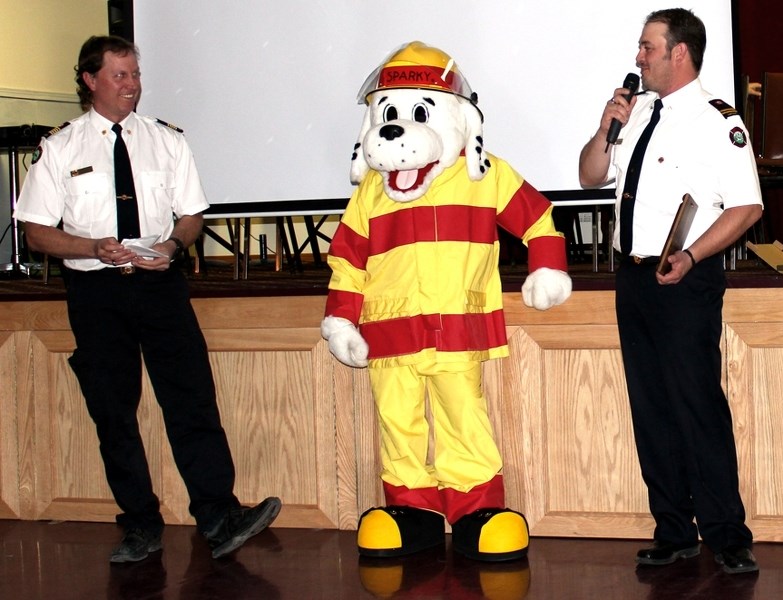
[{"xmin": 528, "ymin": 235, "xmax": 568, "ymax": 272}]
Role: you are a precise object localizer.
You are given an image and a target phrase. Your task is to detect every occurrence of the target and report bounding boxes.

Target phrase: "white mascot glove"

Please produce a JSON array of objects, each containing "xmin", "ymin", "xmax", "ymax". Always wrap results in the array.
[
  {"xmin": 522, "ymin": 267, "xmax": 572, "ymax": 311},
  {"xmin": 321, "ymin": 315, "xmax": 369, "ymax": 368}
]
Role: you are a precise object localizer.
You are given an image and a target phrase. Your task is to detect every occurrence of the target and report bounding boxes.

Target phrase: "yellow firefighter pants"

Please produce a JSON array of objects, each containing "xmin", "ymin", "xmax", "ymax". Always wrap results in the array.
[{"xmin": 368, "ymin": 359, "xmax": 502, "ymax": 493}]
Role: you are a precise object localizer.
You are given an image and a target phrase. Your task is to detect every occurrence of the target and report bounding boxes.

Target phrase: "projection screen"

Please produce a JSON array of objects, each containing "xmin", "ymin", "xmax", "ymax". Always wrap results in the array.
[{"xmin": 134, "ymin": 0, "xmax": 736, "ymax": 205}]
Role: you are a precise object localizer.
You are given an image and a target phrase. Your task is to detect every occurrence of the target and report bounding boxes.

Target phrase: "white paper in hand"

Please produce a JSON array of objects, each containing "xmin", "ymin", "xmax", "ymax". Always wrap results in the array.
[{"xmin": 121, "ymin": 235, "xmax": 169, "ymax": 258}]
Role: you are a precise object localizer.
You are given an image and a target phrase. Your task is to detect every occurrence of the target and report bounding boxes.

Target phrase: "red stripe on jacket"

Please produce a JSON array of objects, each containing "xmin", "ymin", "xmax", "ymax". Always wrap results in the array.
[
  {"xmin": 328, "ymin": 222, "xmax": 368, "ymax": 270},
  {"xmin": 360, "ymin": 310, "xmax": 507, "ymax": 359},
  {"xmin": 496, "ymin": 180, "xmax": 552, "ymax": 237},
  {"xmin": 366, "ymin": 205, "xmax": 498, "ymax": 255}
]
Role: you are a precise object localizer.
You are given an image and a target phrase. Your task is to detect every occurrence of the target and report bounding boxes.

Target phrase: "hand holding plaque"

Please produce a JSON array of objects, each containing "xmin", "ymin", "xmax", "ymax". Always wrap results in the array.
[{"xmin": 656, "ymin": 194, "xmax": 699, "ymax": 275}]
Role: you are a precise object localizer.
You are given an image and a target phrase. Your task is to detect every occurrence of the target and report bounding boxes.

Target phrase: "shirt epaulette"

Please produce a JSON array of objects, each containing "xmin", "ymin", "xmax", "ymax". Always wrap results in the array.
[
  {"xmin": 708, "ymin": 99, "xmax": 739, "ymax": 119},
  {"xmin": 155, "ymin": 118, "xmax": 184, "ymax": 133},
  {"xmin": 44, "ymin": 121, "xmax": 71, "ymax": 138}
]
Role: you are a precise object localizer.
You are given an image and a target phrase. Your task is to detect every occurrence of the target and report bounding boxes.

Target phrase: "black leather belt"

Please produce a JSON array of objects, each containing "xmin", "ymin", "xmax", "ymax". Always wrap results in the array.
[
  {"xmin": 64, "ymin": 266, "xmax": 138, "ymax": 277},
  {"xmin": 63, "ymin": 266, "xmax": 175, "ymax": 282},
  {"xmin": 622, "ymin": 255, "xmax": 659, "ymax": 265}
]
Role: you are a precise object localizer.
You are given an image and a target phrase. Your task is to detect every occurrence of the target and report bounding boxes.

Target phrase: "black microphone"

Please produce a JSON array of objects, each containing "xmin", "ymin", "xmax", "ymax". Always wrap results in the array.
[{"xmin": 605, "ymin": 72, "xmax": 641, "ymax": 152}]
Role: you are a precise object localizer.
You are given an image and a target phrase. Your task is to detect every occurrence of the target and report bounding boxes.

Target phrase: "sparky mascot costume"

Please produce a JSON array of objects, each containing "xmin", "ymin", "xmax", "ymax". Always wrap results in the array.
[{"xmin": 322, "ymin": 42, "xmax": 571, "ymax": 562}]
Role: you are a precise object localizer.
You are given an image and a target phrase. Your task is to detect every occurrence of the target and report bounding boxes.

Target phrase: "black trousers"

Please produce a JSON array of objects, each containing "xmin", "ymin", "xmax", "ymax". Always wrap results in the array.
[
  {"xmin": 615, "ymin": 254, "xmax": 752, "ymax": 552},
  {"xmin": 64, "ymin": 266, "xmax": 239, "ymax": 534}
]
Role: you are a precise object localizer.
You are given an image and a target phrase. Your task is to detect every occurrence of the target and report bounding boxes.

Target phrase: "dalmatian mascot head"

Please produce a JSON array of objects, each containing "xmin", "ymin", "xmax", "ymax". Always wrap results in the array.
[{"xmin": 350, "ymin": 41, "xmax": 487, "ymax": 202}]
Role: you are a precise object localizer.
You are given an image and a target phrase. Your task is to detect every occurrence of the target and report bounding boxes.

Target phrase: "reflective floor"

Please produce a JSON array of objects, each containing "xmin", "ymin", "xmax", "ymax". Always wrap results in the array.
[{"xmin": 1, "ymin": 520, "xmax": 780, "ymax": 599}]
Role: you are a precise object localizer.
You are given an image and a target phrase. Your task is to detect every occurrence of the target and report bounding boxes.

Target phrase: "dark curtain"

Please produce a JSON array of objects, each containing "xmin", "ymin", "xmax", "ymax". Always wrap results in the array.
[{"xmin": 737, "ymin": 0, "xmax": 783, "ymax": 241}]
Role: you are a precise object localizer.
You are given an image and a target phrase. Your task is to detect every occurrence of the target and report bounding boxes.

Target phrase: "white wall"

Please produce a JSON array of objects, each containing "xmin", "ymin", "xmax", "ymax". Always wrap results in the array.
[{"xmin": 0, "ymin": 0, "xmax": 105, "ymax": 266}]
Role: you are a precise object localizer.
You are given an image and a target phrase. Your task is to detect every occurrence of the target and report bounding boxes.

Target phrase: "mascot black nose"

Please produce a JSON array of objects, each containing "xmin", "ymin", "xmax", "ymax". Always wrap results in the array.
[{"xmin": 379, "ymin": 124, "xmax": 405, "ymax": 141}]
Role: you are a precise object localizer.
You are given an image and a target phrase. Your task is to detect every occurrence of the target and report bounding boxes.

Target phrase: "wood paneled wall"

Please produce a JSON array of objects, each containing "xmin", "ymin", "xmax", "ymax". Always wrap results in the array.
[{"xmin": 2, "ymin": 290, "xmax": 783, "ymax": 541}]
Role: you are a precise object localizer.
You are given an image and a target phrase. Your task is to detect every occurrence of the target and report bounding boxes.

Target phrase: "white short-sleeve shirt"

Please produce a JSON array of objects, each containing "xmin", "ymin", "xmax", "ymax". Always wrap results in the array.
[
  {"xmin": 14, "ymin": 109, "xmax": 209, "ymax": 271},
  {"xmin": 611, "ymin": 79, "xmax": 762, "ymax": 257}
]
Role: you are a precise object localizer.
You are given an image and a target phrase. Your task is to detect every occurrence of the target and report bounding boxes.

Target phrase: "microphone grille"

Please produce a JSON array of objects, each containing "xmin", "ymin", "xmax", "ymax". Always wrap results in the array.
[{"xmin": 623, "ymin": 73, "xmax": 641, "ymax": 94}]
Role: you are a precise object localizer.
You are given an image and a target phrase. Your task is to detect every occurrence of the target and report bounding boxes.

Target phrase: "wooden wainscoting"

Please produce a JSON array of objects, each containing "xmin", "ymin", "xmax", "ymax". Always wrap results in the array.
[{"xmin": 1, "ymin": 289, "xmax": 783, "ymax": 541}]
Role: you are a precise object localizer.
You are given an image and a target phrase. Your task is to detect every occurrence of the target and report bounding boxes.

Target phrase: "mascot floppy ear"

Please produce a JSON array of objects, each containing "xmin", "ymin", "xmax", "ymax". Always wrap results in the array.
[
  {"xmin": 461, "ymin": 97, "xmax": 489, "ymax": 182},
  {"xmin": 350, "ymin": 105, "xmax": 373, "ymax": 185}
]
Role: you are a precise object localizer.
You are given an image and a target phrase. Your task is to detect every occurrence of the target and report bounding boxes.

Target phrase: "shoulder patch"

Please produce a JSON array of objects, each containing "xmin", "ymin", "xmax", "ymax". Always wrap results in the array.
[
  {"xmin": 33, "ymin": 121, "xmax": 70, "ymax": 164},
  {"xmin": 155, "ymin": 118, "xmax": 184, "ymax": 133},
  {"xmin": 709, "ymin": 99, "xmax": 738, "ymax": 119},
  {"xmin": 44, "ymin": 121, "xmax": 71, "ymax": 138},
  {"xmin": 729, "ymin": 126, "xmax": 748, "ymax": 148},
  {"xmin": 31, "ymin": 145, "xmax": 43, "ymax": 164}
]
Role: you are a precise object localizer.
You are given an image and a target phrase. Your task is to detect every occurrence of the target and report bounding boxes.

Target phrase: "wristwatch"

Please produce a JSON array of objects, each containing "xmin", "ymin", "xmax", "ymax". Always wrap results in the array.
[{"xmin": 167, "ymin": 236, "xmax": 186, "ymax": 260}]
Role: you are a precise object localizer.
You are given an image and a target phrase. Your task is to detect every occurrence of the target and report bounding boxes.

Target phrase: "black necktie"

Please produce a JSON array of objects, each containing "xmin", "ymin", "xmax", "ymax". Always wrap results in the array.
[
  {"xmin": 620, "ymin": 98, "xmax": 663, "ymax": 255},
  {"xmin": 112, "ymin": 123, "xmax": 140, "ymax": 240}
]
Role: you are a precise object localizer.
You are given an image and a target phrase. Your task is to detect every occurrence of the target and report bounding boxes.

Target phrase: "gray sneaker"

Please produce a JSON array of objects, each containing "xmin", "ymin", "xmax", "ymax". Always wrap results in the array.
[
  {"xmin": 206, "ymin": 497, "xmax": 282, "ymax": 559},
  {"xmin": 109, "ymin": 528, "xmax": 163, "ymax": 563}
]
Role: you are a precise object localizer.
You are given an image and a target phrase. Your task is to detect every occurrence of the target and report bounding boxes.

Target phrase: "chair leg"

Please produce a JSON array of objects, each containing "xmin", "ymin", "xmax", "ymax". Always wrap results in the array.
[
  {"xmin": 181, "ymin": 234, "xmax": 202, "ymax": 275},
  {"xmin": 191, "ymin": 233, "xmax": 206, "ymax": 274}
]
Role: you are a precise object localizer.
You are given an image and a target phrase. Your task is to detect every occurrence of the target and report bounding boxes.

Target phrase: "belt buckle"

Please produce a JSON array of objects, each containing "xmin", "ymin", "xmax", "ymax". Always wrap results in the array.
[
  {"xmin": 633, "ymin": 256, "xmax": 643, "ymax": 264},
  {"xmin": 120, "ymin": 265, "xmax": 136, "ymax": 275}
]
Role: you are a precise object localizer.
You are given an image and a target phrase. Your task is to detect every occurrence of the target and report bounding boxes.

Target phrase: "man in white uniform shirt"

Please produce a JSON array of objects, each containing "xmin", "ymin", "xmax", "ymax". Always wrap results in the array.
[
  {"xmin": 578, "ymin": 9, "xmax": 761, "ymax": 574},
  {"xmin": 14, "ymin": 36, "xmax": 281, "ymax": 563}
]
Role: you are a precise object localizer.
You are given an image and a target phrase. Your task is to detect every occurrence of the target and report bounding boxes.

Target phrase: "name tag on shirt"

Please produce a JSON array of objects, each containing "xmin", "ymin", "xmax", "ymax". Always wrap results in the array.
[{"xmin": 70, "ymin": 166, "xmax": 94, "ymax": 177}]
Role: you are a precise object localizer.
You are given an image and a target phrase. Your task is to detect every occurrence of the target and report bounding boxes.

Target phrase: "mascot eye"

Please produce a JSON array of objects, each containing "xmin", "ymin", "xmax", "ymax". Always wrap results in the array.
[
  {"xmin": 383, "ymin": 105, "xmax": 399, "ymax": 122},
  {"xmin": 412, "ymin": 103, "xmax": 429, "ymax": 123}
]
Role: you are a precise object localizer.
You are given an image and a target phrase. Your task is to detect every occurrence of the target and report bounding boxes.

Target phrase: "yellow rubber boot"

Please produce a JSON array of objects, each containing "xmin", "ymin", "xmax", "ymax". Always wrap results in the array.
[
  {"xmin": 357, "ymin": 506, "xmax": 445, "ymax": 558},
  {"xmin": 358, "ymin": 509, "xmax": 402, "ymax": 553},
  {"xmin": 452, "ymin": 508, "xmax": 529, "ymax": 562}
]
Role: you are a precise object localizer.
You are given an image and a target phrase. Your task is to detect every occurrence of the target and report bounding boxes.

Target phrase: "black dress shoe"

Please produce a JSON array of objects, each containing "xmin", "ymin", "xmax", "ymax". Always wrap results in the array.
[
  {"xmin": 205, "ymin": 497, "xmax": 282, "ymax": 559},
  {"xmin": 109, "ymin": 528, "xmax": 163, "ymax": 563},
  {"xmin": 715, "ymin": 545, "xmax": 759, "ymax": 574},
  {"xmin": 636, "ymin": 541, "xmax": 700, "ymax": 565}
]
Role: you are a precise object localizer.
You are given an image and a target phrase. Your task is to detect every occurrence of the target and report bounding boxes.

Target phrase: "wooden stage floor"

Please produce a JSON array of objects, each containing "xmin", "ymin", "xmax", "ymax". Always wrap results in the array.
[{"xmin": 1, "ymin": 519, "xmax": 778, "ymax": 600}]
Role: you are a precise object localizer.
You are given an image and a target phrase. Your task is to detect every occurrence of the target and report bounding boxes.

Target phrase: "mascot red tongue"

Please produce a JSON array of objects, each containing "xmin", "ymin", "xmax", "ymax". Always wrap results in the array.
[
  {"xmin": 322, "ymin": 41, "xmax": 572, "ymax": 562},
  {"xmin": 390, "ymin": 162, "xmax": 437, "ymax": 193}
]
